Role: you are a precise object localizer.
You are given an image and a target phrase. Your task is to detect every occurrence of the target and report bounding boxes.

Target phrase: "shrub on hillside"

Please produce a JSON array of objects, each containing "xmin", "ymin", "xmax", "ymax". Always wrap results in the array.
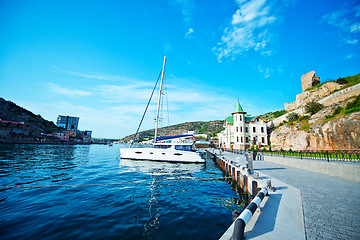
[
  {"xmin": 344, "ymin": 95, "xmax": 360, "ymax": 114},
  {"xmin": 273, "ymin": 110, "xmax": 287, "ymax": 118},
  {"xmin": 336, "ymin": 77, "xmax": 349, "ymax": 84},
  {"xmin": 305, "ymin": 101, "xmax": 324, "ymax": 115},
  {"xmin": 298, "ymin": 115, "xmax": 310, "ymax": 121},
  {"xmin": 286, "ymin": 112, "xmax": 299, "ymax": 122},
  {"xmin": 333, "ymin": 106, "xmax": 343, "ymax": 115}
]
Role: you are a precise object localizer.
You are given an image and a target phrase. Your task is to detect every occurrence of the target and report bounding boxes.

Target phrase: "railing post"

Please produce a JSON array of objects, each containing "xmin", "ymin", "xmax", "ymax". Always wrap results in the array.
[
  {"xmin": 243, "ymin": 175, "xmax": 248, "ymax": 193},
  {"xmin": 237, "ymin": 170, "xmax": 241, "ymax": 189},
  {"xmin": 326, "ymin": 150, "xmax": 329, "ymax": 162},
  {"xmin": 252, "ymin": 180, "xmax": 258, "ymax": 196}
]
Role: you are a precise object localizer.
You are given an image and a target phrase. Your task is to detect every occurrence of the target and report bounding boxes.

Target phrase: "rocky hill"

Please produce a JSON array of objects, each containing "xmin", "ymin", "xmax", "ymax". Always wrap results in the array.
[
  {"xmin": 0, "ymin": 97, "xmax": 60, "ymax": 134},
  {"xmin": 267, "ymin": 73, "xmax": 360, "ymax": 150},
  {"xmin": 121, "ymin": 120, "xmax": 224, "ymax": 142}
]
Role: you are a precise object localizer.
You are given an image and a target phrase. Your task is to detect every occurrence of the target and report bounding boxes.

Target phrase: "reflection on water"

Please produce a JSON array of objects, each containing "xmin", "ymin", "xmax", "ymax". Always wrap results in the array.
[
  {"xmin": 0, "ymin": 144, "xmax": 244, "ymax": 240},
  {"xmin": 143, "ymin": 179, "xmax": 160, "ymax": 240}
]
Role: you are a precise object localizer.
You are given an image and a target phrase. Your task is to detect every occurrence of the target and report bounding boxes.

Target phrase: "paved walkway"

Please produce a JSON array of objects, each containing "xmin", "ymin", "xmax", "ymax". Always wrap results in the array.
[{"xmin": 221, "ymin": 151, "xmax": 360, "ymax": 240}]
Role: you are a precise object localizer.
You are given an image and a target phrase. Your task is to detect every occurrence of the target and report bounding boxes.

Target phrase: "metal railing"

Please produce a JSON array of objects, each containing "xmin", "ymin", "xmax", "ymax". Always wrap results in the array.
[
  {"xmin": 214, "ymin": 148, "xmax": 360, "ymax": 162},
  {"xmin": 262, "ymin": 150, "xmax": 360, "ymax": 162}
]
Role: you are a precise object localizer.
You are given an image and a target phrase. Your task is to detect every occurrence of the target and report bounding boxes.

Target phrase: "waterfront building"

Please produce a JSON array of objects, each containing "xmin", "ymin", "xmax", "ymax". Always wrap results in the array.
[
  {"xmin": 56, "ymin": 115, "xmax": 79, "ymax": 131},
  {"xmin": 78, "ymin": 130, "xmax": 92, "ymax": 143},
  {"xmin": 53, "ymin": 131, "xmax": 70, "ymax": 141},
  {"xmin": 218, "ymin": 101, "xmax": 268, "ymax": 150}
]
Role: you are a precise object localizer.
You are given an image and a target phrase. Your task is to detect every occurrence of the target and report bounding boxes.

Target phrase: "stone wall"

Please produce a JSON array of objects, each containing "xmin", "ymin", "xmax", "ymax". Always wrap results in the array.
[
  {"xmin": 318, "ymin": 83, "xmax": 360, "ymax": 107},
  {"xmin": 285, "ymin": 82, "xmax": 344, "ymax": 112}
]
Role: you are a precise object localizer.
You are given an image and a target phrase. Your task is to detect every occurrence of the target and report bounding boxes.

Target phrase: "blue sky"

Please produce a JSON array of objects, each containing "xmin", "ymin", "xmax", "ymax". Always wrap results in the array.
[{"xmin": 1, "ymin": 0, "xmax": 359, "ymax": 138}]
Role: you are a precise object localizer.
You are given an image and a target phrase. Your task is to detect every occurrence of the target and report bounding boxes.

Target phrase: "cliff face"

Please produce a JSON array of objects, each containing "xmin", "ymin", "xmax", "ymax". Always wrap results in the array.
[
  {"xmin": 269, "ymin": 72, "xmax": 360, "ymax": 150},
  {"xmin": 270, "ymin": 112, "xmax": 360, "ymax": 150},
  {"xmin": 270, "ymin": 97, "xmax": 360, "ymax": 150}
]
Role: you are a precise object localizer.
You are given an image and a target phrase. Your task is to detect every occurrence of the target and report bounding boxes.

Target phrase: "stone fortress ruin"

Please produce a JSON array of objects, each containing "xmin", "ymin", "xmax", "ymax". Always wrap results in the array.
[
  {"xmin": 301, "ymin": 70, "xmax": 320, "ymax": 92},
  {"xmin": 284, "ymin": 70, "xmax": 360, "ymax": 112}
]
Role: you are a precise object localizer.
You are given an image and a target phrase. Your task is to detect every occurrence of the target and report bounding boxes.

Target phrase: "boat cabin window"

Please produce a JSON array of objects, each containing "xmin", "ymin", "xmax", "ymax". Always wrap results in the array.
[
  {"xmin": 175, "ymin": 145, "xmax": 192, "ymax": 151},
  {"xmin": 154, "ymin": 145, "xmax": 171, "ymax": 149}
]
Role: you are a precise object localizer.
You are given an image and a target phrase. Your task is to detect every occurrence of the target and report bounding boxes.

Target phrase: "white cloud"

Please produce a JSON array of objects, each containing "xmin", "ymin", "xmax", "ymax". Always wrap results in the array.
[
  {"xmin": 186, "ymin": 28, "xmax": 194, "ymax": 37},
  {"xmin": 213, "ymin": 0, "xmax": 278, "ymax": 62},
  {"xmin": 173, "ymin": 0, "xmax": 194, "ymax": 24},
  {"xmin": 48, "ymin": 83, "xmax": 91, "ymax": 97},
  {"xmin": 350, "ymin": 23, "xmax": 360, "ymax": 33},
  {"xmin": 322, "ymin": 4, "xmax": 360, "ymax": 46},
  {"xmin": 172, "ymin": 0, "xmax": 195, "ymax": 37},
  {"xmin": 42, "ymin": 67, "xmax": 267, "ymax": 138},
  {"xmin": 257, "ymin": 65, "xmax": 271, "ymax": 78},
  {"xmin": 347, "ymin": 39, "xmax": 359, "ymax": 45},
  {"xmin": 344, "ymin": 54, "xmax": 356, "ymax": 60},
  {"xmin": 52, "ymin": 65, "xmax": 135, "ymax": 82}
]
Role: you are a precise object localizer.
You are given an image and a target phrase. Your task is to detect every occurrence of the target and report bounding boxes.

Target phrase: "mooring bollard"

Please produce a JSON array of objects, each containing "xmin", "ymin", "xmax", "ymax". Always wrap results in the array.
[{"xmin": 232, "ymin": 188, "xmax": 268, "ymax": 240}]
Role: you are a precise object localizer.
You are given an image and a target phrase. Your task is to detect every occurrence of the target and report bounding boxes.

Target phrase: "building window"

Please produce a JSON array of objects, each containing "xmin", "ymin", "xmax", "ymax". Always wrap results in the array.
[
  {"xmin": 261, "ymin": 127, "xmax": 264, "ymax": 133},
  {"xmin": 235, "ymin": 115, "xmax": 237, "ymax": 121},
  {"xmin": 240, "ymin": 115, "xmax": 242, "ymax": 121},
  {"xmin": 253, "ymin": 127, "xmax": 256, "ymax": 132},
  {"xmin": 245, "ymin": 127, "xmax": 248, "ymax": 132},
  {"xmin": 240, "ymin": 126, "xmax": 242, "ymax": 132},
  {"xmin": 245, "ymin": 137, "xmax": 249, "ymax": 143},
  {"xmin": 237, "ymin": 136, "xmax": 239, "ymax": 142},
  {"xmin": 241, "ymin": 136, "xmax": 243, "ymax": 142},
  {"xmin": 262, "ymin": 137, "xmax": 265, "ymax": 143},
  {"xmin": 236, "ymin": 126, "xmax": 238, "ymax": 132}
]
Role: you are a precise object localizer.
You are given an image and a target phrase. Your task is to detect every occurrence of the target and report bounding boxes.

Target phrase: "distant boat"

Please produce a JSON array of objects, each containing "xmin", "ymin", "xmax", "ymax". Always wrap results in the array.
[{"xmin": 120, "ymin": 56, "xmax": 205, "ymax": 163}]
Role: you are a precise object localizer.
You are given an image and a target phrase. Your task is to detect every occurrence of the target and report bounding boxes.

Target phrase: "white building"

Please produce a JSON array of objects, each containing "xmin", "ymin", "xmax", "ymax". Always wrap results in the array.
[
  {"xmin": 56, "ymin": 115, "xmax": 79, "ymax": 131},
  {"xmin": 218, "ymin": 101, "xmax": 268, "ymax": 150}
]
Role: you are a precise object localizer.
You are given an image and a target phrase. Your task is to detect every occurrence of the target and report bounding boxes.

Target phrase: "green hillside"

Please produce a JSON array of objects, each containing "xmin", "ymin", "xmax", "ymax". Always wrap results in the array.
[
  {"xmin": 0, "ymin": 97, "xmax": 60, "ymax": 134},
  {"xmin": 121, "ymin": 120, "xmax": 224, "ymax": 142}
]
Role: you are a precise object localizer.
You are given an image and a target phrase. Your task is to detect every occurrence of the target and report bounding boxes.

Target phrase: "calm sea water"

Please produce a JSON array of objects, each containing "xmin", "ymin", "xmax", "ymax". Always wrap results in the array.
[{"xmin": 0, "ymin": 144, "xmax": 244, "ymax": 240}]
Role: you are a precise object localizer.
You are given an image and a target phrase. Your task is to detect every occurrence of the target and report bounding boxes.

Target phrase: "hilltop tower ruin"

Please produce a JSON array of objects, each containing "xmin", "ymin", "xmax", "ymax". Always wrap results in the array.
[{"xmin": 301, "ymin": 70, "xmax": 320, "ymax": 92}]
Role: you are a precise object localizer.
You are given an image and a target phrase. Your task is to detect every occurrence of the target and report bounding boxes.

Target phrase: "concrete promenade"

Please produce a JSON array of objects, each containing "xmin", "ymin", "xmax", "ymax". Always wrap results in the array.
[{"xmin": 220, "ymin": 151, "xmax": 360, "ymax": 240}]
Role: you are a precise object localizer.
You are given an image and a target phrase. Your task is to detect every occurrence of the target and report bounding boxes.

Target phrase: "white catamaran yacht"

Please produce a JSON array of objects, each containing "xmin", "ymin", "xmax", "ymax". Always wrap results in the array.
[{"xmin": 120, "ymin": 56, "xmax": 205, "ymax": 163}]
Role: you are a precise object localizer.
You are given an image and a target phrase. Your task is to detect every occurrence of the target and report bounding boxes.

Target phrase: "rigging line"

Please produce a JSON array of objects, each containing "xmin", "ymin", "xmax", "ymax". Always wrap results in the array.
[
  {"xmin": 131, "ymin": 69, "xmax": 163, "ymax": 147},
  {"xmin": 0, "ymin": 176, "xmax": 236, "ymax": 189}
]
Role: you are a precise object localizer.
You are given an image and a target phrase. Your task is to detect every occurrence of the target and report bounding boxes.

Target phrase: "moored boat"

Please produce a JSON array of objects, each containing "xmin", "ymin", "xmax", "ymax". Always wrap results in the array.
[
  {"xmin": 120, "ymin": 56, "xmax": 205, "ymax": 163},
  {"xmin": 121, "ymin": 134, "xmax": 205, "ymax": 163}
]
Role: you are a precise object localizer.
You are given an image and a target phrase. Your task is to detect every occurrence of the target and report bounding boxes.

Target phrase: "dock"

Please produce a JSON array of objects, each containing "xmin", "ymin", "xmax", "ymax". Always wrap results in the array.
[{"xmin": 208, "ymin": 150, "xmax": 360, "ymax": 239}]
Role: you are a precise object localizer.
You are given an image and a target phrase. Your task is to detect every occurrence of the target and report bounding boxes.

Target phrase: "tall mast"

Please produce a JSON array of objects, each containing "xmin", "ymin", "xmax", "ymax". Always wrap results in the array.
[{"xmin": 154, "ymin": 56, "xmax": 167, "ymax": 143}]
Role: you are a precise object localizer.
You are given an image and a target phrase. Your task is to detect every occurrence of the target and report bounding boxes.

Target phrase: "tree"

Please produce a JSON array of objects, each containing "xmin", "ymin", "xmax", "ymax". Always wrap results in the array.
[
  {"xmin": 305, "ymin": 101, "xmax": 324, "ymax": 115},
  {"xmin": 286, "ymin": 112, "xmax": 299, "ymax": 122}
]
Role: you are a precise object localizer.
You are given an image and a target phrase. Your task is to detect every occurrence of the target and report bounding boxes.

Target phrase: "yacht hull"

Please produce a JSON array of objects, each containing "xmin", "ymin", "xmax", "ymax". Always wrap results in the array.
[{"xmin": 120, "ymin": 147, "xmax": 205, "ymax": 163}]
